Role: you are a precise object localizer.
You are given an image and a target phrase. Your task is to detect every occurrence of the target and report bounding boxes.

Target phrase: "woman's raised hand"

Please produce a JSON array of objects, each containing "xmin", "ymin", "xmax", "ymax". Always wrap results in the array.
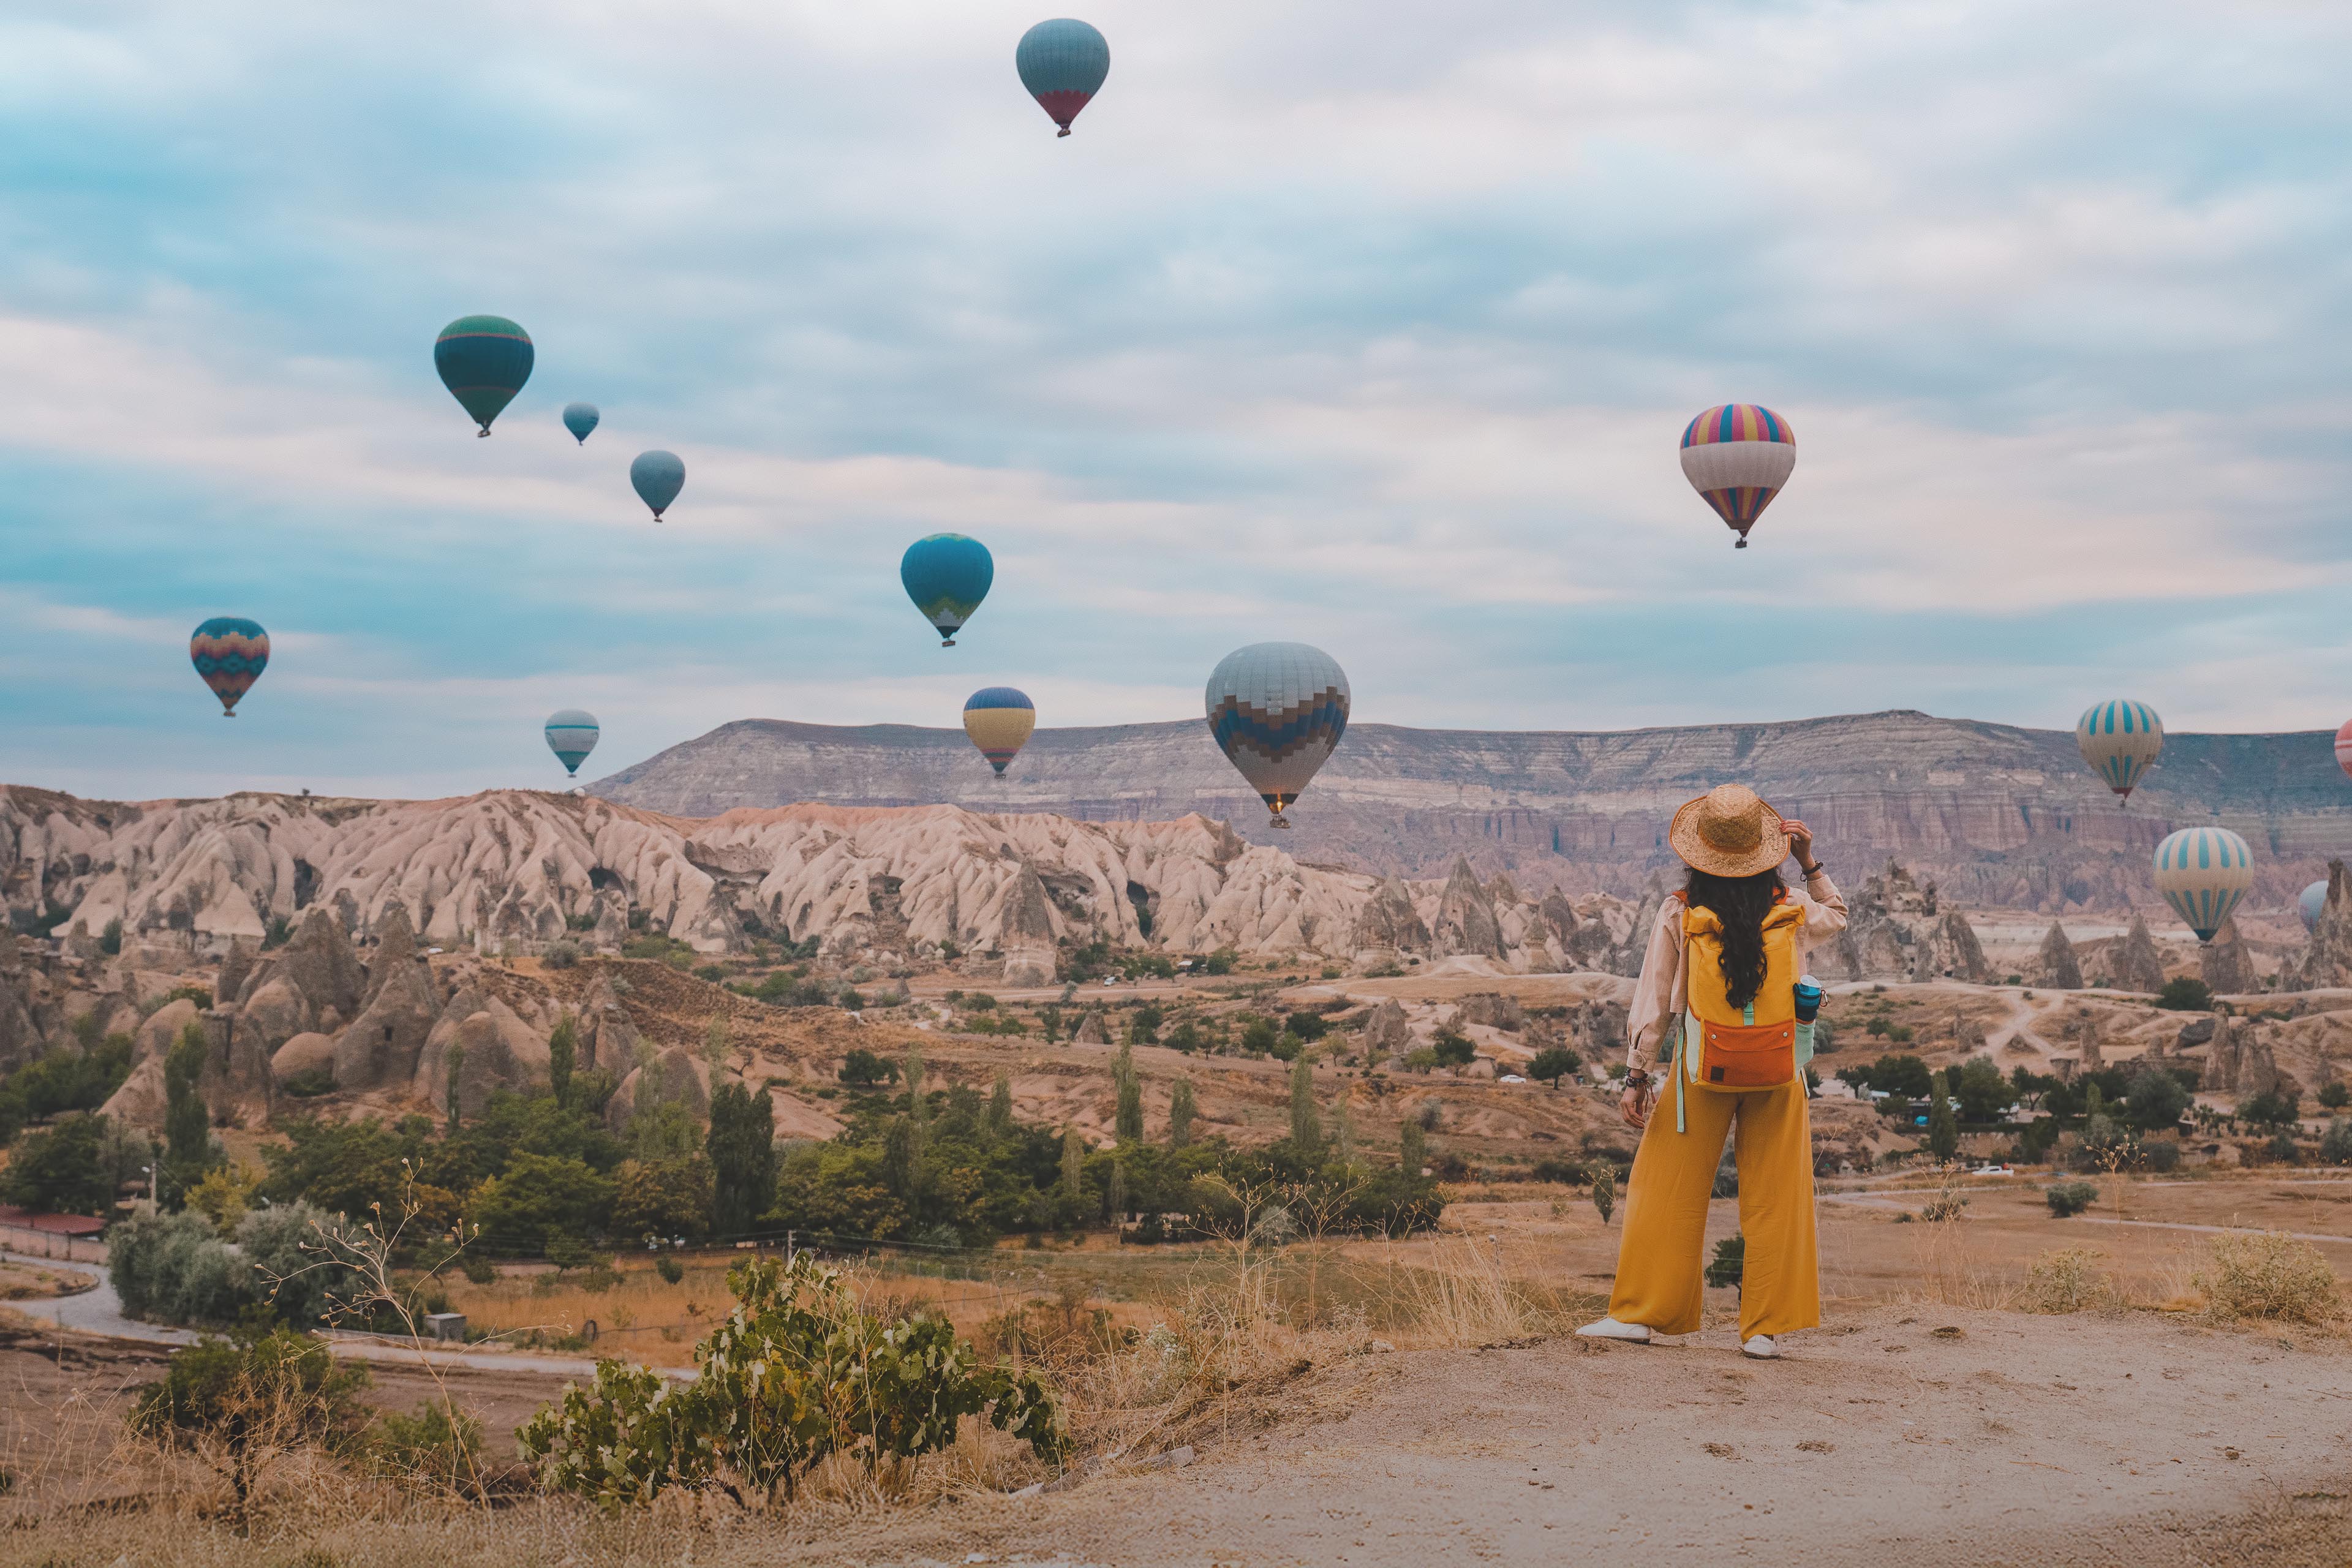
[{"xmin": 1782, "ymin": 817, "xmax": 1815, "ymax": 868}]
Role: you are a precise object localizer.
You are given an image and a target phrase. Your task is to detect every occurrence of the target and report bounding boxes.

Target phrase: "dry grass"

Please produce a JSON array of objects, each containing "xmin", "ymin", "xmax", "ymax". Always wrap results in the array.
[
  {"xmin": 2193, "ymin": 1231, "xmax": 2343, "ymax": 1324},
  {"xmin": 2021, "ymin": 1247, "xmax": 2113, "ymax": 1314}
]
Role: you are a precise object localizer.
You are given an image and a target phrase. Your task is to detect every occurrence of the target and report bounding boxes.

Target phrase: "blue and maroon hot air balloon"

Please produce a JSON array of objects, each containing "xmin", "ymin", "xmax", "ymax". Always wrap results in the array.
[
  {"xmin": 1679, "ymin": 404, "xmax": 1795, "ymax": 548},
  {"xmin": 901, "ymin": 533, "xmax": 994, "ymax": 646},
  {"xmin": 434, "ymin": 315, "xmax": 533, "ymax": 437},
  {"xmin": 1016, "ymin": 19, "xmax": 1109, "ymax": 137},
  {"xmin": 190, "ymin": 617, "xmax": 270, "ymax": 717}
]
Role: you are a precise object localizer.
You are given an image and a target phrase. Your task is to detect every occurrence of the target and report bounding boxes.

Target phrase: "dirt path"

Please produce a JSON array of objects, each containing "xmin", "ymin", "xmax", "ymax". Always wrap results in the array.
[
  {"xmin": 791, "ymin": 1303, "xmax": 2352, "ymax": 1568},
  {"xmin": 1814, "ymin": 1193, "xmax": 2352, "ymax": 1247},
  {"xmin": 1985, "ymin": 990, "xmax": 2056, "ymax": 1060}
]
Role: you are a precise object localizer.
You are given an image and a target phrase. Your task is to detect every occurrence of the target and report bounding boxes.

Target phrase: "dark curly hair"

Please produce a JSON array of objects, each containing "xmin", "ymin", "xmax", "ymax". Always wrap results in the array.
[{"xmin": 1684, "ymin": 867, "xmax": 1787, "ymax": 1011}]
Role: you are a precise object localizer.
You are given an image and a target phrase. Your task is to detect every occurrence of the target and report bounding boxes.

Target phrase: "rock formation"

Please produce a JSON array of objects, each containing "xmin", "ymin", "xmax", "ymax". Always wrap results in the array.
[
  {"xmin": 2033, "ymin": 922, "xmax": 2083, "ymax": 990},
  {"xmin": 1073, "ymin": 1008, "xmax": 1109, "ymax": 1045},
  {"xmin": 2200, "ymin": 1014, "xmax": 2241, "ymax": 1092},
  {"xmin": 606, "ymin": 1044, "xmax": 714, "ymax": 1133},
  {"xmin": 1360, "ymin": 1000, "xmax": 1409, "ymax": 1063},
  {"xmin": 1911, "ymin": 910, "xmax": 1992, "ymax": 984},
  {"xmin": 271, "ymin": 1031, "xmax": 336, "ymax": 1086},
  {"xmin": 335, "ymin": 945, "xmax": 443, "ymax": 1094},
  {"xmin": 2300, "ymin": 861, "xmax": 2352, "ymax": 989},
  {"xmin": 1451, "ymin": 992, "xmax": 1527, "ymax": 1032},
  {"xmin": 415, "ymin": 1000, "xmax": 552, "ymax": 1120},
  {"xmin": 2200, "ymin": 918, "xmax": 2255, "ymax": 996},
  {"xmin": 1429, "ymin": 859, "xmax": 1505, "ymax": 959},
  {"xmin": 2236, "ymin": 1029, "xmax": 2295, "ymax": 1102},
  {"xmin": 2107, "ymin": 916, "xmax": 2169, "ymax": 995},
  {"xmin": 1349, "ymin": 878, "xmax": 1430, "ymax": 960},
  {"xmin": 0, "ymin": 935, "xmax": 39, "ymax": 1071}
]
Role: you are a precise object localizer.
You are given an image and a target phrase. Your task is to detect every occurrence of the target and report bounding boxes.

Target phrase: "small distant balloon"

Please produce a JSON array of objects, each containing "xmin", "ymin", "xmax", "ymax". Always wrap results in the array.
[
  {"xmin": 545, "ymin": 709, "xmax": 600, "ymax": 777},
  {"xmin": 434, "ymin": 315, "xmax": 533, "ymax": 436},
  {"xmin": 1205, "ymin": 642, "xmax": 1351, "ymax": 829},
  {"xmin": 1016, "ymin": 18, "xmax": 1110, "ymax": 137},
  {"xmin": 2301, "ymin": 879, "xmax": 2329, "ymax": 933},
  {"xmin": 963, "ymin": 688, "xmax": 1036, "ymax": 775},
  {"xmin": 630, "ymin": 450, "xmax": 685, "ymax": 521},
  {"xmin": 190, "ymin": 617, "xmax": 270, "ymax": 717},
  {"xmin": 2075, "ymin": 699, "xmax": 2165, "ymax": 805},
  {"xmin": 2335, "ymin": 718, "xmax": 2352, "ymax": 781},
  {"xmin": 2152, "ymin": 826, "xmax": 2254, "ymax": 945},
  {"xmin": 901, "ymin": 534, "xmax": 994, "ymax": 646},
  {"xmin": 1679, "ymin": 404, "xmax": 1793, "ymax": 548},
  {"xmin": 563, "ymin": 402, "xmax": 600, "ymax": 445}
]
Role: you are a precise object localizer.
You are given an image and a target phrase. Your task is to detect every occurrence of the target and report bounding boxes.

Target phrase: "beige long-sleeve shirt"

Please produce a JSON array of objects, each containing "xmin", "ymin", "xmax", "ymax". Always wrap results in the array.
[{"xmin": 1623, "ymin": 870, "xmax": 1849, "ymax": 1072}]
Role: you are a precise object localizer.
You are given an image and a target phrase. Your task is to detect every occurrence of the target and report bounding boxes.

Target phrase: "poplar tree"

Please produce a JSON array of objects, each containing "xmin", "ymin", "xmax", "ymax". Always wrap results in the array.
[{"xmin": 1167, "ymin": 1079, "xmax": 1197, "ymax": 1148}]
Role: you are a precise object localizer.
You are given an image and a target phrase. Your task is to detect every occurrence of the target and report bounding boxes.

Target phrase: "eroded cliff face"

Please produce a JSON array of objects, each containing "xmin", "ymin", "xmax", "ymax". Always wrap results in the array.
[{"xmin": 591, "ymin": 710, "xmax": 2352, "ymax": 914}]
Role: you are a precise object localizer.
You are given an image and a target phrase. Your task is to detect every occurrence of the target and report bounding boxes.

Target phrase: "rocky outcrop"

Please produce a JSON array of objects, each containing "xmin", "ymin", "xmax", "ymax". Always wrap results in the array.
[
  {"xmin": 0, "ymin": 935, "xmax": 39, "ymax": 1070},
  {"xmin": 1360, "ymin": 999, "xmax": 1409, "ymax": 1063},
  {"xmin": 2106, "ymin": 917, "xmax": 2169, "ymax": 995},
  {"xmin": 1912, "ymin": 910, "xmax": 1992, "ymax": 984},
  {"xmin": 998, "ymin": 864, "xmax": 1058, "ymax": 987},
  {"xmin": 2237, "ymin": 1029, "xmax": 2295, "ymax": 1102},
  {"xmin": 415, "ymin": 1003, "xmax": 552, "ymax": 1120},
  {"xmin": 271, "ymin": 1031, "xmax": 337, "ymax": 1086},
  {"xmin": 573, "ymin": 970, "xmax": 638, "ymax": 1074},
  {"xmin": 1451, "ymin": 992, "xmax": 1526, "ymax": 1032},
  {"xmin": 134, "ymin": 998, "xmax": 202, "ymax": 1066},
  {"xmin": 2299, "ymin": 861, "xmax": 2352, "ymax": 989},
  {"xmin": 1430, "ymin": 858, "xmax": 1504, "ymax": 959},
  {"xmin": 606, "ymin": 1044, "xmax": 714, "ymax": 1133},
  {"xmin": 2200, "ymin": 1014, "xmax": 2242, "ymax": 1092},
  {"xmin": 2033, "ymin": 922, "xmax": 2083, "ymax": 990},
  {"xmin": 216, "ymin": 940, "xmax": 258, "ymax": 1011},
  {"xmin": 100, "ymin": 1055, "xmax": 168, "ymax": 1131},
  {"xmin": 1350, "ymin": 878, "xmax": 1430, "ymax": 959},
  {"xmin": 1073, "ymin": 1008, "xmax": 1109, "ymax": 1046},
  {"xmin": 333, "ymin": 955, "xmax": 442, "ymax": 1095},
  {"xmin": 360, "ymin": 905, "xmax": 419, "ymax": 1006},
  {"xmin": 2200, "ymin": 918, "xmax": 2255, "ymax": 996}
]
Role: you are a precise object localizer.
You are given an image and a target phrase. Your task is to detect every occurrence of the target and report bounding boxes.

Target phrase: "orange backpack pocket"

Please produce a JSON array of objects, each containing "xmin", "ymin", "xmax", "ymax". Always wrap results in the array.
[{"xmin": 1694, "ymin": 1019, "xmax": 1795, "ymax": 1088}]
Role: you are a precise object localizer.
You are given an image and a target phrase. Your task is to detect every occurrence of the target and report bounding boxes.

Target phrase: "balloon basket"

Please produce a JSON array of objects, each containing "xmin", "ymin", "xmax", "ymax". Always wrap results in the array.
[
  {"xmin": 477, "ymin": 429, "xmax": 491, "ymax": 439},
  {"xmin": 1057, "ymin": 127, "xmax": 1072, "ymax": 138},
  {"xmin": 1735, "ymin": 538, "xmax": 1748, "ymax": 549},
  {"xmin": 1268, "ymin": 813, "xmax": 1292, "ymax": 829}
]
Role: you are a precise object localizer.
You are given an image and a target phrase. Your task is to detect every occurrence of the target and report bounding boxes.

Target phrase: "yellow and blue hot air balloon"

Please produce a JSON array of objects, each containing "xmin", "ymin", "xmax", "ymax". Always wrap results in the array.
[
  {"xmin": 631, "ymin": 450, "xmax": 685, "ymax": 521},
  {"xmin": 545, "ymin": 709, "xmax": 600, "ymax": 777},
  {"xmin": 2076, "ymin": 699, "xmax": 2165, "ymax": 805},
  {"xmin": 434, "ymin": 315, "xmax": 533, "ymax": 437},
  {"xmin": 562, "ymin": 402, "xmax": 600, "ymax": 445},
  {"xmin": 1679, "ymin": 404, "xmax": 1794, "ymax": 548},
  {"xmin": 963, "ymin": 688, "xmax": 1036, "ymax": 775},
  {"xmin": 190, "ymin": 617, "xmax": 270, "ymax": 717},
  {"xmin": 1205, "ymin": 643, "xmax": 1351, "ymax": 828},
  {"xmin": 901, "ymin": 534, "xmax": 993, "ymax": 646},
  {"xmin": 1016, "ymin": 18, "xmax": 1110, "ymax": 137},
  {"xmin": 2153, "ymin": 826, "xmax": 2254, "ymax": 946}
]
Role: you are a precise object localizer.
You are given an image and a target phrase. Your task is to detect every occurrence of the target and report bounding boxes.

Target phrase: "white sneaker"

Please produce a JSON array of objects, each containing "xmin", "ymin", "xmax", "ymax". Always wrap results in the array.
[
  {"xmin": 1575, "ymin": 1316, "xmax": 1652, "ymax": 1344},
  {"xmin": 1741, "ymin": 1335, "xmax": 1779, "ymax": 1360}
]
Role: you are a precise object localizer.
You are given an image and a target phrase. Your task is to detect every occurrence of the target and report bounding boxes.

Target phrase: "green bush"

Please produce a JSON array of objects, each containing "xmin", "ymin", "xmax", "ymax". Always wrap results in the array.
[
  {"xmin": 518, "ymin": 1255, "xmax": 1067, "ymax": 1507},
  {"xmin": 368, "ymin": 1400, "xmax": 488, "ymax": 1496},
  {"xmin": 657, "ymin": 1255, "xmax": 685, "ymax": 1284},
  {"xmin": 543, "ymin": 941, "xmax": 581, "ymax": 970},
  {"xmin": 2321, "ymin": 1082, "xmax": 2351, "ymax": 1111},
  {"xmin": 2157, "ymin": 976, "xmax": 2214, "ymax": 1011},
  {"xmin": 2046, "ymin": 1180, "xmax": 2099, "ymax": 1218},
  {"xmin": 2266, "ymin": 1131, "xmax": 2302, "ymax": 1166},
  {"xmin": 130, "ymin": 1324, "xmax": 371, "ymax": 1526},
  {"xmin": 2320, "ymin": 1117, "xmax": 2352, "ymax": 1166},
  {"xmin": 1705, "ymin": 1234, "xmax": 1745, "ymax": 1291},
  {"xmin": 281, "ymin": 1066, "xmax": 337, "ymax": 1098}
]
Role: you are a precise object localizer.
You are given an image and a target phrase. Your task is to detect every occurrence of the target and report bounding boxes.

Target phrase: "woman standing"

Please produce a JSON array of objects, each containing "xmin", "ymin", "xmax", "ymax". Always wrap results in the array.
[{"xmin": 1577, "ymin": 783, "xmax": 1846, "ymax": 1359}]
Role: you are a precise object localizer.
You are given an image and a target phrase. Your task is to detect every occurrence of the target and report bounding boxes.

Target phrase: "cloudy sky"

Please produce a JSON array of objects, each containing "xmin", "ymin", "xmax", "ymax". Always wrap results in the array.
[{"xmin": 2, "ymin": 0, "xmax": 2346, "ymax": 800}]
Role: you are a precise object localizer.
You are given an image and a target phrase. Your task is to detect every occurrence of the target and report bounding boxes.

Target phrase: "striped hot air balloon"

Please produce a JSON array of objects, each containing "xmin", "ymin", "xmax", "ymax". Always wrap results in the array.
[
  {"xmin": 2153, "ymin": 826, "xmax": 2254, "ymax": 944},
  {"xmin": 434, "ymin": 315, "xmax": 533, "ymax": 436},
  {"xmin": 2076, "ymin": 699, "xmax": 2165, "ymax": 805},
  {"xmin": 1016, "ymin": 19, "xmax": 1110, "ymax": 137},
  {"xmin": 901, "ymin": 534, "xmax": 994, "ymax": 646},
  {"xmin": 2300, "ymin": 879, "xmax": 2329, "ymax": 933},
  {"xmin": 1679, "ymin": 404, "xmax": 1794, "ymax": 548},
  {"xmin": 2335, "ymin": 718, "xmax": 2352, "ymax": 781},
  {"xmin": 545, "ymin": 709, "xmax": 600, "ymax": 777},
  {"xmin": 1205, "ymin": 643, "xmax": 1351, "ymax": 828},
  {"xmin": 963, "ymin": 688, "xmax": 1036, "ymax": 775},
  {"xmin": 189, "ymin": 617, "xmax": 270, "ymax": 717}
]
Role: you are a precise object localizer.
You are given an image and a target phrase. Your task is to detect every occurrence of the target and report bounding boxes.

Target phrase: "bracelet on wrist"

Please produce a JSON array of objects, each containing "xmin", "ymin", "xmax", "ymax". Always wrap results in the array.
[{"xmin": 1800, "ymin": 861, "xmax": 1824, "ymax": 877}]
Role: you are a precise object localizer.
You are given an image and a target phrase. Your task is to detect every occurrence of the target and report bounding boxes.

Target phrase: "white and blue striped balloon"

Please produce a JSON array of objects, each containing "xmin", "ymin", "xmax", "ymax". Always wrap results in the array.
[
  {"xmin": 2076, "ymin": 699, "xmax": 2164, "ymax": 804},
  {"xmin": 545, "ymin": 709, "xmax": 601, "ymax": 778},
  {"xmin": 2152, "ymin": 826, "xmax": 2253, "ymax": 944}
]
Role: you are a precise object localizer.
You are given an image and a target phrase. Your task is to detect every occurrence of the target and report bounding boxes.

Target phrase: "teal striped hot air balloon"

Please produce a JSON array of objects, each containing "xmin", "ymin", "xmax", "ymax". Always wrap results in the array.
[
  {"xmin": 2152, "ymin": 826, "xmax": 2253, "ymax": 945},
  {"xmin": 545, "ymin": 709, "xmax": 600, "ymax": 777},
  {"xmin": 434, "ymin": 315, "xmax": 533, "ymax": 436},
  {"xmin": 562, "ymin": 402, "xmax": 600, "ymax": 445},
  {"xmin": 2075, "ymin": 699, "xmax": 2163, "ymax": 805},
  {"xmin": 1016, "ymin": 19, "xmax": 1109, "ymax": 137},
  {"xmin": 630, "ymin": 450, "xmax": 685, "ymax": 521},
  {"xmin": 189, "ymin": 617, "xmax": 270, "ymax": 717},
  {"xmin": 901, "ymin": 534, "xmax": 993, "ymax": 646}
]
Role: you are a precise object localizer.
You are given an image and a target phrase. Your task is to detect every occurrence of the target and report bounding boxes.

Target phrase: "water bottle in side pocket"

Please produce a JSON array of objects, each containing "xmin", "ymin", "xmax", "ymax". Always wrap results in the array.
[{"xmin": 1792, "ymin": 974, "xmax": 1823, "ymax": 1071}]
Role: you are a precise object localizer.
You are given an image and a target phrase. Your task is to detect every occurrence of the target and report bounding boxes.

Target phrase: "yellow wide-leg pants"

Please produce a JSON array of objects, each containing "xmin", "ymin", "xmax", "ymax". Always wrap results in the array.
[{"xmin": 1605, "ymin": 1076, "xmax": 1819, "ymax": 1340}]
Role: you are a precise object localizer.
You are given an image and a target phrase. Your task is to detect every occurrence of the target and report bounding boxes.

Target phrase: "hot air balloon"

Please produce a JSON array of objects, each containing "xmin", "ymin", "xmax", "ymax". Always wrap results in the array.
[
  {"xmin": 545, "ymin": 709, "xmax": 600, "ymax": 778},
  {"xmin": 963, "ymin": 688, "xmax": 1036, "ymax": 775},
  {"xmin": 1204, "ymin": 643, "xmax": 1350, "ymax": 829},
  {"xmin": 900, "ymin": 534, "xmax": 993, "ymax": 646},
  {"xmin": 1016, "ymin": 18, "xmax": 1110, "ymax": 137},
  {"xmin": 630, "ymin": 450, "xmax": 685, "ymax": 521},
  {"xmin": 190, "ymin": 617, "xmax": 270, "ymax": 717},
  {"xmin": 2335, "ymin": 718, "xmax": 2352, "ymax": 781},
  {"xmin": 1679, "ymin": 404, "xmax": 1794, "ymax": 548},
  {"xmin": 434, "ymin": 315, "xmax": 533, "ymax": 436},
  {"xmin": 2301, "ymin": 880, "xmax": 2329, "ymax": 933},
  {"xmin": 2153, "ymin": 826, "xmax": 2254, "ymax": 944},
  {"xmin": 2076, "ymin": 699, "xmax": 2165, "ymax": 805},
  {"xmin": 563, "ymin": 403, "xmax": 600, "ymax": 445}
]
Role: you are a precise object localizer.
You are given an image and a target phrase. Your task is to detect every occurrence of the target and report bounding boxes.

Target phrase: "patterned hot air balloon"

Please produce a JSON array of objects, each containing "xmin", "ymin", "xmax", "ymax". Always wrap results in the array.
[
  {"xmin": 1016, "ymin": 18, "xmax": 1109, "ymax": 137},
  {"xmin": 434, "ymin": 315, "xmax": 533, "ymax": 436},
  {"xmin": 962, "ymin": 688, "xmax": 1036, "ymax": 775},
  {"xmin": 2153, "ymin": 826, "xmax": 2254, "ymax": 944},
  {"xmin": 2301, "ymin": 879, "xmax": 2329, "ymax": 933},
  {"xmin": 901, "ymin": 534, "xmax": 994, "ymax": 646},
  {"xmin": 545, "ymin": 709, "xmax": 600, "ymax": 778},
  {"xmin": 189, "ymin": 617, "xmax": 270, "ymax": 717},
  {"xmin": 1679, "ymin": 404, "xmax": 1795, "ymax": 548},
  {"xmin": 562, "ymin": 402, "xmax": 600, "ymax": 445},
  {"xmin": 2335, "ymin": 718, "xmax": 2352, "ymax": 781},
  {"xmin": 630, "ymin": 450, "xmax": 685, "ymax": 521},
  {"xmin": 2076, "ymin": 699, "xmax": 2165, "ymax": 805},
  {"xmin": 1204, "ymin": 643, "xmax": 1350, "ymax": 829}
]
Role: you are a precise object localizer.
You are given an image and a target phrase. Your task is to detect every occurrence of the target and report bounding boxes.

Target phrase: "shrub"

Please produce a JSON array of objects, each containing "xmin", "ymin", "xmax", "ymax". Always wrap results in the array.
[
  {"xmin": 656, "ymin": 1255, "xmax": 685, "ymax": 1284},
  {"xmin": 1431, "ymin": 1030, "xmax": 1476, "ymax": 1068},
  {"xmin": 544, "ymin": 941, "xmax": 581, "ymax": 970},
  {"xmin": 1704, "ymin": 1234, "xmax": 1745, "ymax": 1291},
  {"xmin": 839, "ymin": 1048, "xmax": 899, "ymax": 1087},
  {"xmin": 280, "ymin": 1065, "xmax": 336, "ymax": 1098},
  {"xmin": 2241, "ymin": 1089, "xmax": 2302, "ymax": 1128},
  {"xmin": 2266, "ymin": 1131, "xmax": 2302, "ymax": 1167},
  {"xmin": 518, "ymin": 1254, "xmax": 1066, "ymax": 1506},
  {"xmin": 2193, "ymin": 1231, "xmax": 2339, "ymax": 1324},
  {"xmin": 1528, "ymin": 1047, "xmax": 1579, "ymax": 1088},
  {"xmin": 2321, "ymin": 1117, "xmax": 2352, "ymax": 1166},
  {"xmin": 2023, "ymin": 1247, "xmax": 2111, "ymax": 1313},
  {"xmin": 1590, "ymin": 1166, "xmax": 1615, "ymax": 1226},
  {"xmin": 461, "ymin": 1254, "xmax": 499, "ymax": 1286},
  {"xmin": 0, "ymin": 1112, "xmax": 115, "ymax": 1213},
  {"xmin": 369, "ymin": 1400, "xmax": 489, "ymax": 1497},
  {"xmin": 2321, "ymin": 1082, "xmax": 2351, "ymax": 1111},
  {"xmin": 2123, "ymin": 1066, "xmax": 2192, "ymax": 1131},
  {"xmin": 129, "ymin": 1324, "xmax": 372, "ymax": 1528},
  {"xmin": 2157, "ymin": 976, "xmax": 2214, "ymax": 1011},
  {"xmin": 2046, "ymin": 1180, "xmax": 2100, "ymax": 1218}
]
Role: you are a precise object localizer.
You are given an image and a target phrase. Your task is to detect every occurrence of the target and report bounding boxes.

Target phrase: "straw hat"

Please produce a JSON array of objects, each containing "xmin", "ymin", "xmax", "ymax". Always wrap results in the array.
[{"xmin": 1667, "ymin": 783, "xmax": 1789, "ymax": 878}]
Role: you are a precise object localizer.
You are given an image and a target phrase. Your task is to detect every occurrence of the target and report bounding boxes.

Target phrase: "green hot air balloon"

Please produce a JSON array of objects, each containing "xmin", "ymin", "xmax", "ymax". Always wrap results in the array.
[
  {"xmin": 562, "ymin": 402, "xmax": 600, "ymax": 445},
  {"xmin": 900, "ymin": 534, "xmax": 993, "ymax": 646},
  {"xmin": 631, "ymin": 450, "xmax": 685, "ymax": 521},
  {"xmin": 434, "ymin": 315, "xmax": 533, "ymax": 436}
]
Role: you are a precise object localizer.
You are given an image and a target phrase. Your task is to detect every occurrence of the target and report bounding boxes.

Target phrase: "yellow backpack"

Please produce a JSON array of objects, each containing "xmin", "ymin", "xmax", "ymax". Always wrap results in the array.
[{"xmin": 1665, "ymin": 893, "xmax": 1811, "ymax": 1131}]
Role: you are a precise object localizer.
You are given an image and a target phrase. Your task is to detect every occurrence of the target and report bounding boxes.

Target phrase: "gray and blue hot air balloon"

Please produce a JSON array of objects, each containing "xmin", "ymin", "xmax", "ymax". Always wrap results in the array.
[
  {"xmin": 1204, "ymin": 642, "xmax": 1351, "ymax": 828},
  {"xmin": 631, "ymin": 450, "xmax": 685, "ymax": 521},
  {"xmin": 1016, "ymin": 18, "xmax": 1109, "ymax": 137},
  {"xmin": 545, "ymin": 709, "xmax": 600, "ymax": 777},
  {"xmin": 562, "ymin": 402, "xmax": 600, "ymax": 445}
]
